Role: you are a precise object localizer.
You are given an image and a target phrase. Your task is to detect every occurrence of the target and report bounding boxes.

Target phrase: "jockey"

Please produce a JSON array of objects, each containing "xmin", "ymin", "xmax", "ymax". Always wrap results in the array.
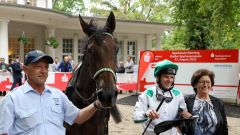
[{"xmin": 133, "ymin": 59, "xmax": 188, "ymax": 135}]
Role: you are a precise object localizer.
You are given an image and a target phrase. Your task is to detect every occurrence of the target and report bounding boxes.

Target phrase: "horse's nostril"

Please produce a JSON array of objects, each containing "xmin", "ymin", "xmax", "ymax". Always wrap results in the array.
[
  {"xmin": 96, "ymin": 89, "xmax": 117, "ymax": 108},
  {"xmin": 97, "ymin": 90, "xmax": 104, "ymax": 103}
]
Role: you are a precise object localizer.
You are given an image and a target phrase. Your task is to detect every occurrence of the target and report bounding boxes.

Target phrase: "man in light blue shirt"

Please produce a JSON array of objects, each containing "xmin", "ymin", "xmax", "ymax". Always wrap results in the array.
[{"xmin": 0, "ymin": 50, "xmax": 101, "ymax": 135}]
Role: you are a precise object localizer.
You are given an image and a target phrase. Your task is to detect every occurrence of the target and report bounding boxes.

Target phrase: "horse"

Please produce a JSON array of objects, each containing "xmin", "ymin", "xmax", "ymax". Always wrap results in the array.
[{"xmin": 64, "ymin": 12, "xmax": 122, "ymax": 135}]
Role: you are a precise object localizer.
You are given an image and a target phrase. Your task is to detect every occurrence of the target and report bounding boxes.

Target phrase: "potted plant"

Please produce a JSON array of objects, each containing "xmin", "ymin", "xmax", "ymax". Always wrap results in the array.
[
  {"xmin": 46, "ymin": 37, "xmax": 59, "ymax": 48},
  {"xmin": 18, "ymin": 34, "xmax": 29, "ymax": 45}
]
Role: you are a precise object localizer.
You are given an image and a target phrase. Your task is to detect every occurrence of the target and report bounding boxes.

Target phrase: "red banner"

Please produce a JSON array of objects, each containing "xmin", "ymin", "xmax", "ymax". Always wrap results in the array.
[
  {"xmin": 0, "ymin": 72, "xmax": 138, "ymax": 92},
  {"xmin": 152, "ymin": 49, "xmax": 238, "ymax": 63},
  {"xmin": 138, "ymin": 51, "xmax": 155, "ymax": 92},
  {"xmin": 137, "ymin": 49, "xmax": 239, "ymax": 104}
]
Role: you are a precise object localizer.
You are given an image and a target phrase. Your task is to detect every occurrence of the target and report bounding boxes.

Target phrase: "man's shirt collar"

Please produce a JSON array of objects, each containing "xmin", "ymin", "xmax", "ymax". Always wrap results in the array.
[{"xmin": 23, "ymin": 81, "xmax": 51, "ymax": 94}]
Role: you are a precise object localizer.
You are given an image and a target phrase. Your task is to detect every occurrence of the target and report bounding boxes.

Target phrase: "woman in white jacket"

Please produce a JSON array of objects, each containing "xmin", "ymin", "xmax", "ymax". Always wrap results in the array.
[{"xmin": 133, "ymin": 59, "xmax": 188, "ymax": 135}]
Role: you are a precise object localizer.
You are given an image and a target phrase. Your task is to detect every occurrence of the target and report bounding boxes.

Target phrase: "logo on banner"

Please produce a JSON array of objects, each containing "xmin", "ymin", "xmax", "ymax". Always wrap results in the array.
[
  {"xmin": 138, "ymin": 51, "xmax": 155, "ymax": 91},
  {"xmin": 62, "ymin": 73, "xmax": 69, "ymax": 82},
  {"xmin": 144, "ymin": 53, "xmax": 151, "ymax": 62}
]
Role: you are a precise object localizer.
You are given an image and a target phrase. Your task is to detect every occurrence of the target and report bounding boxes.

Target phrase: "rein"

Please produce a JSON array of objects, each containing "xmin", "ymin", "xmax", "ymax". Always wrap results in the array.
[{"xmin": 75, "ymin": 87, "xmax": 96, "ymax": 105}]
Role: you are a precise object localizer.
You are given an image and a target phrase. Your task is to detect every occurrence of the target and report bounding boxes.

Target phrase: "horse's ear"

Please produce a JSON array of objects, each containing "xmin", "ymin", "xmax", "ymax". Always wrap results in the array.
[
  {"xmin": 104, "ymin": 11, "xmax": 116, "ymax": 33},
  {"xmin": 79, "ymin": 14, "xmax": 91, "ymax": 36}
]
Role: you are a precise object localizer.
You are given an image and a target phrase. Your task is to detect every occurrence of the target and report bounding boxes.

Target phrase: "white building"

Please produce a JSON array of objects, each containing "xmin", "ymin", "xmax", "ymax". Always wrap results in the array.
[{"xmin": 0, "ymin": 0, "xmax": 173, "ymax": 65}]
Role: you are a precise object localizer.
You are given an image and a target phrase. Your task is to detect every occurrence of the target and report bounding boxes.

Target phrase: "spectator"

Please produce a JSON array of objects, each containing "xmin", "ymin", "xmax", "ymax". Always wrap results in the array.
[
  {"xmin": 10, "ymin": 57, "xmax": 23, "ymax": 91},
  {"xmin": 0, "ymin": 57, "xmax": 11, "ymax": 72},
  {"xmin": 116, "ymin": 61, "xmax": 125, "ymax": 73},
  {"xmin": 58, "ymin": 56, "xmax": 73, "ymax": 72},
  {"xmin": 124, "ymin": 56, "xmax": 134, "ymax": 73},
  {"xmin": 68, "ymin": 55, "xmax": 74, "ymax": 67},
  {"xmin": 0, "ymin": 57, "xmax": 11, "ymax": 96},
  {"xmin": 52, "ymin": 57, "xmax": 59, "ymax": 72}
]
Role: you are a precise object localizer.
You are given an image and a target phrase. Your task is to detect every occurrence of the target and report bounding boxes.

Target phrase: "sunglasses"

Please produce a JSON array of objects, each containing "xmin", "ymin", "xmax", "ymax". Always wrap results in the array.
[{"xmin": 156, "ymin": 90, "xmax": 173, "ymax": 103}]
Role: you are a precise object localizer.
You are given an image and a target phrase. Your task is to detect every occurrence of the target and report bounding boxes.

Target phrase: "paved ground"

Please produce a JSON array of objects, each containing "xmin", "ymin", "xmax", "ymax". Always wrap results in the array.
[{"xmin": 110, "ymin": 93, "xmax": 240, "ymax": 135}]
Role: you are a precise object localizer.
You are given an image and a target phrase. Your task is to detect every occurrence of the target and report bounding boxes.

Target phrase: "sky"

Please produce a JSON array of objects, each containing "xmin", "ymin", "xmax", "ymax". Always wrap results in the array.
[{"xmin": 83, "ymin": 0, "xmax": 91, "ymax": 15}]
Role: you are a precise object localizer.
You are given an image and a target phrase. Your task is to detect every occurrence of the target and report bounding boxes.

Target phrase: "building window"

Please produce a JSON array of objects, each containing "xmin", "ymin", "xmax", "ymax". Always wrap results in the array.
[
  {"xmin": 117, "ymin": 40, "xmax": 124, "ymax": 63},
  {"xmin": 127, "ymin": 41, "xmax": 137, "ymax": 63},
  {"xmin": 62, "ymin": 38, "xmax": 73, "ymax": 59}
]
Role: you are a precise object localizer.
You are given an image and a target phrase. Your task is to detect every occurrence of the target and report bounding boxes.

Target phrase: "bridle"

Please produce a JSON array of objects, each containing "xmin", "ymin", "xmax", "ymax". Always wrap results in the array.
[
  {"xmin": 87, "ymin": 32, "xmax": 114, "ymax": 41},
  {"xmin": 74, "ymin": 32, "xmax": 117, "ymax": 107},
  {"xmin": 87, "ymin": 32, "xmax": 117, "ymax": 82},
  {"xmin": 93, "ymin": 67, "xmax": 116, "ymax": 81}
]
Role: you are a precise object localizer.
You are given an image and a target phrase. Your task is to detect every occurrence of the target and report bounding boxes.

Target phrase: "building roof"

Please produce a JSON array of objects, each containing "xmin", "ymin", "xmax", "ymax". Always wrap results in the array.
[{"xmin": 0, "ymin": 3, "xmax": 173, "ymax": 34}]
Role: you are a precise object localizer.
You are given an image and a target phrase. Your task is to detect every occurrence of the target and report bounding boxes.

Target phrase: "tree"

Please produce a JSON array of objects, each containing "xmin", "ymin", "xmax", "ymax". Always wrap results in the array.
[
  {"xmin": 162, "ymin": 0, "xmax": 240, "ymax": 49},
  {"xmin": 89, "ymin": 0, "xmax": 170, "ymax": 22},
  {"xmin": 53, "ymin": 0, "xmax": 85, "ymax": 15}
]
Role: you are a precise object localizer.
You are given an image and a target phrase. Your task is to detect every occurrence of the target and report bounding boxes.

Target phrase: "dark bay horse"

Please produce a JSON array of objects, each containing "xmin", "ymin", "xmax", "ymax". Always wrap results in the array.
[{"xmin": 64, "ymin": 12, "xmax": 122, "ymax": 135}]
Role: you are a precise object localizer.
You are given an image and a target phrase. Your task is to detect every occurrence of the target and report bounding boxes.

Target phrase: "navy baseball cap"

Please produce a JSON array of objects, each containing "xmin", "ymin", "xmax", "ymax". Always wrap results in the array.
[{"xmin": 24, "ymin": 50, "xmax": 53, "ymax": 65}]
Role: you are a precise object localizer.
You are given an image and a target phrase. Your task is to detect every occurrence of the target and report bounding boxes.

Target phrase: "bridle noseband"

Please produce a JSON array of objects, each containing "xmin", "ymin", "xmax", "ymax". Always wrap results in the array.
[{"xmin": 93, "ymin": 67, "xmax": 116, "ymax": 81}]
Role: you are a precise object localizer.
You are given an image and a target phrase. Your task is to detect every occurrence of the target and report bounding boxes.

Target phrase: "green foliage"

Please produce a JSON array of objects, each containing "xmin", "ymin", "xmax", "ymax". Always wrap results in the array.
[
  {"xmin": 165, "ymin": 0, "xmax": 240, "ymax": 49},
  {"xmin": 18, "ymin": 35, "xmax": 28, "ymax": 45},
  {"xmin": 89, "ymin": 0, "xmax": 170, "ymax": 22},
  {"xmin": 53, "ymin": 0, "xmax": 85, "ymax": 14},
  {"xmin": 46, "ymin": 37, "xmax": 59, "ymax": 48},
  {"xmin": 162, "ymin": 28, "xmax": 188, "ymax": 50},
  {"xmin": 53, "ymin": 0, "xmax": 240, "ymax": 50}
]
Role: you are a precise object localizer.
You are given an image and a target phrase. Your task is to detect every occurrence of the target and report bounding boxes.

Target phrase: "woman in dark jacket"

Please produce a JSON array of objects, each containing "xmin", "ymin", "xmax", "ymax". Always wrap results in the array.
[{"xmin": 182, "ymin": 69, "xmax": 228, "ymax": 135}]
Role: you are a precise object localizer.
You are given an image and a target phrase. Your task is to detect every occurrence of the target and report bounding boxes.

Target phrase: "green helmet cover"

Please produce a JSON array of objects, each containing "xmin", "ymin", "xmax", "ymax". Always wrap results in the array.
[{"xmin": 154, "ymin": 60, "xmax": 178, "ymax": 77}]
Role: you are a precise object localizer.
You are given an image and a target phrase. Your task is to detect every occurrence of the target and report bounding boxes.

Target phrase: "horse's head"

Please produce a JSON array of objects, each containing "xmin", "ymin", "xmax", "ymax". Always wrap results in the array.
[{"xmin": 79, "ymin": 12, "xmax": 118, "ymax": 108}]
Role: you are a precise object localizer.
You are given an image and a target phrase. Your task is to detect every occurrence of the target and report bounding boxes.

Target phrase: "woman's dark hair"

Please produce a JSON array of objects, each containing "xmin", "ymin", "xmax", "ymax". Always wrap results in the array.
[{"xmin": 191, "ymin": 69, "xmax": 215, "ymax": 93}]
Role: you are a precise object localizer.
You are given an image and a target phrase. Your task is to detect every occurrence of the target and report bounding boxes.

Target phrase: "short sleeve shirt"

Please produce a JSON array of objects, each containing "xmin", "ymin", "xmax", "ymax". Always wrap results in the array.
[{"xmin": 0, "ymin": 82, "xmax": 79, "ymax": 135}]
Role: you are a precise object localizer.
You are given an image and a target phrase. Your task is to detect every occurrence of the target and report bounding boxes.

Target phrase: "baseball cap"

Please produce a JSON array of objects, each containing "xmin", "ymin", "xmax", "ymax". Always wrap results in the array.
[{"xmin": 24, "ymin": 50, "xmax": 53, "ymax": 65}]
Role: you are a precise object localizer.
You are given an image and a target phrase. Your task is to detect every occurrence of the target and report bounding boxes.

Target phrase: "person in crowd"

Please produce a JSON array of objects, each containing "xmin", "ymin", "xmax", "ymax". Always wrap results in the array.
[
  {"xmin": 58, "ymin": 55, "xmax": 73, "ymax": 72},
  {"xmin": 133, "ymin": 59, "xmax": 187, "ymax": 135},
  {"xmin": 52, "ymin": 57, "xmax": 59, "ymax": 72},
  {"xmin": 0, "ymin": 50, "xmax": 102, "ymax": 135},
  {"xmin": 116, "ymin": 61, "xmax": 125, "ymax": 73},
  {"xmin": 181, "ymin": 69, "xmax": 228, "ymax": 135},
  {"xmin": 0, "ymin": 57, "xmax": 11, "ymax": 72},
  {"xmin": 0, "ymin": 57, "xmax": 11, "ymax": 96},
  {"xmin": 116, "ymin": 61, "xmax": 125, "ymax": 94},
  {"xmin": 10, "ymin": 57, "xmax": 23, "ymax": 91},
  {"xmin": 124, "ymin": 56, "xmax": 134, "ymax": 73},
  {"xmin": 8, "ymin": 59, "xmax": 15, "ymax": 72},
  {"xmin": 68, "ymin": 55, "xmax": 74, "ymax": 68}
]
